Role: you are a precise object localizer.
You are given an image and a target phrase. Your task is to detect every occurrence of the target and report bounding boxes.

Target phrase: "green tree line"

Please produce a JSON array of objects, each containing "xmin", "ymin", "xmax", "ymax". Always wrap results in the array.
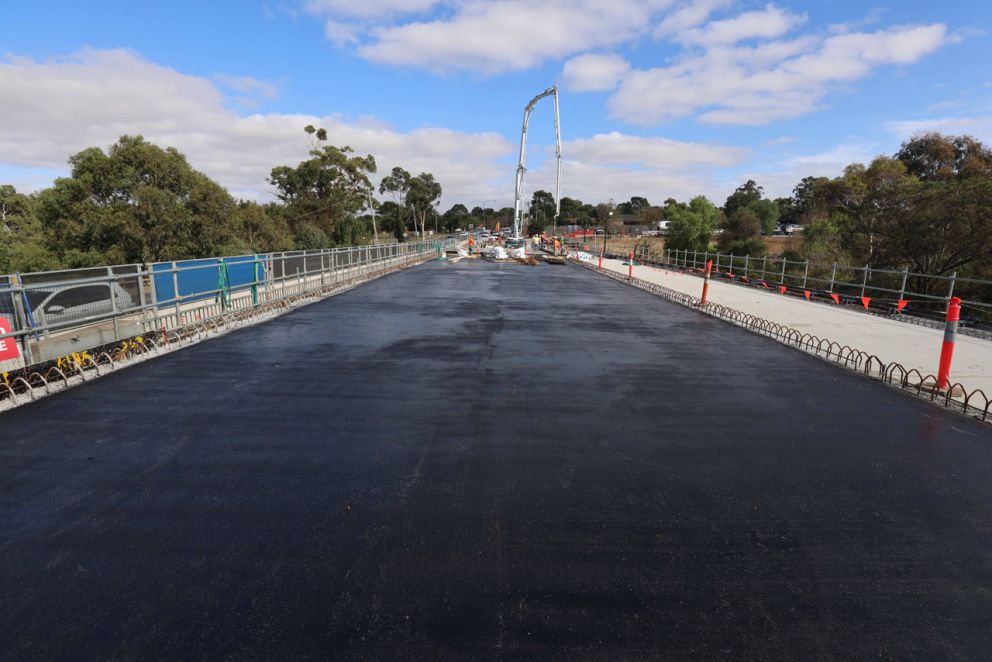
[
  {"xmin": 527, "ymin": 132, "xmax": 992, "ymax": 288},
  {"xmin": 0, "ymin": 127, "xmax": 454, "ymax": 273},
  {"xmin": 3, "ymin": 130, "xmax": 990, "ymax": 290}
]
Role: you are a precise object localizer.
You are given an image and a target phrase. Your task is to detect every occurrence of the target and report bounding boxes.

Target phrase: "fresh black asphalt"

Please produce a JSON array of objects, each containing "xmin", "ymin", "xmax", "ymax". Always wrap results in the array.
[{"xmin": 1, "ymin": 259, "xmax": 991, "ymax": 659}]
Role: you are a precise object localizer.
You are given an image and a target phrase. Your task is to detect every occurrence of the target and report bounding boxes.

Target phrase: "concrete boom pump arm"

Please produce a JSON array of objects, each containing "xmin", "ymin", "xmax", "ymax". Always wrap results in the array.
[{"xmin": 513, "ymin": 85, "xmax": 562, "ymax": 239}]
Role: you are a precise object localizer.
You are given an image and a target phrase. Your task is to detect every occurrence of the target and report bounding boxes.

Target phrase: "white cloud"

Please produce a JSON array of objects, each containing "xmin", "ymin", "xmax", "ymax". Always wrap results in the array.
[
  {"xmin": 355, "ymin": 0, "xmax": 676, "ymax": 75},
  {"xmin": 305, "ymin": 0, "xmax": 439, "ymax": 19},
  {"xmin": 884, "ymin": 116, "xmax": 992, "ymax": 142},
  {"xmin": 828, "ymin": 7, "xmax": 889, "ymax": 35},
  {"xmin": 731, "ymin": 139, "xmax": 882, "ymax": 200},
  {"xmin": 678, "ymin": 4, "xmax": 805, "ymax": 46},
  {"xmin": 566, "ymin": 132, "xmax": 747, "ymax": 168},
  {"xmin": 323, "ymin": 20, "xmax": 361, "ymax": 46},
  {"xmin": 519, "ymin": 131, "xmax": 747, "ymax": 206},
  {"xmin": 0, "ymin": 47, "xmax": 752, "ymax": 210},
  {"xmin": 654, "ymin": 0, "xmax": 733, "ymax": 38},
  {"xmin": 0, "ymin": 49, "xmax": 514, "ymax": 205},
  {"xmin": 610, "ymin": 23, "xmax": 949, "ymax": 125},
  {"xmin": 214, "ymin": 74, "xmax": 280, "ymax": 99},
  {"xmin": 562, "ymin": 53, "xmax": 631, "ymax": 92},
  {"xmin": 783, "ymin": 140, "xmax": 878, "ymax": 169}
]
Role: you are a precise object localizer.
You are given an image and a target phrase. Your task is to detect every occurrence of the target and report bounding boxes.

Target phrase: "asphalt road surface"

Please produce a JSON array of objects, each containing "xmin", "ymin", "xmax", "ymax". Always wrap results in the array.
[{"xmin": 2, "ymin": 259, "xmax": 991, "ymax": 659}]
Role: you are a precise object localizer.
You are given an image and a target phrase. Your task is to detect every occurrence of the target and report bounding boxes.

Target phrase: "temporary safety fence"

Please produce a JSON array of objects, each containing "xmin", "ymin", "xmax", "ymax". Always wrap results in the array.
[
  {"xmin": 0, "ymin": 240, "xmax": 452, "ymax": 388},
  {"xmin": 571, "ymin": 239, "xmax": 992, "ymax": 335},
  {"xmin": 572, "ymin": 256, "xmax": 991, "ymax": 424}
]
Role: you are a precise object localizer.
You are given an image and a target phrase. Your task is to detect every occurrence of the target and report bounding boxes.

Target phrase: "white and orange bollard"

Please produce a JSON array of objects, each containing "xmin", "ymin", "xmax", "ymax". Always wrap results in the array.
[
  {"xmin": 700, "ymin": 259, "xmax": 713, "ymax": 306},
  {"xmin": 936, "ymin": 296, "xmax": 962, "ymax": 391},
  {"xmin": 628, "ymin": 251, "xmax": 634, "ymax": 281},
  {"xmin": 598, "ymin": 249, "xmax": 603, "ymax": 269}
]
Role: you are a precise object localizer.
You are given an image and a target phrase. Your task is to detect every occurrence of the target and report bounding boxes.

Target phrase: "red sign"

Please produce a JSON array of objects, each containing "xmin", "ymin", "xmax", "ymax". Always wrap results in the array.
[{"xmin": 0, "ymin": 316, "xmax": 19, "ymax": 361}]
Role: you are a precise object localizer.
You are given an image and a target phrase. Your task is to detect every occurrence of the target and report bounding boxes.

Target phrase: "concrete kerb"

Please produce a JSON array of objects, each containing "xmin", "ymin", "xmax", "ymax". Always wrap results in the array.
[
  {"xmin": 574, "ymin": 258, "xmax": 992, "ymax": 424},
  {"xmin": 0, "ymin": 254, "xmax": 432, "ymax": 413}
]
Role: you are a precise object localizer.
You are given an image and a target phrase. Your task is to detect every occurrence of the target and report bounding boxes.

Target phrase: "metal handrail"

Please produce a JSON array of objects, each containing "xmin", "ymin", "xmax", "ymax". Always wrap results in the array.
[
  {"xmin": 572, "ymin": 239, "xmax": 992, "ymax": 317},
  {"xmin": 0, "ymin": 239, "xmax": 453, "ymax": 370}
]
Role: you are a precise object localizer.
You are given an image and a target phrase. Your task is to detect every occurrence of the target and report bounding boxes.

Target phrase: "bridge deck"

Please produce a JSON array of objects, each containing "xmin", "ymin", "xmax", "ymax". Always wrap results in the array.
[{"xmin": 2, "ymin": 260, "xmax": 991, "ymax": 658}]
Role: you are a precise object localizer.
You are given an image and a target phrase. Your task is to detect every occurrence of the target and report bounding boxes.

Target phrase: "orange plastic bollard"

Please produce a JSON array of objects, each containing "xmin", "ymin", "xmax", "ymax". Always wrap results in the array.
[
  {"xmin": 700, "ymin": 259, "xmax": 713, "ymax": 305},
  {"xmin": 628, "ymin": 251, "xmax": 634, "ymax": 280},
  {"xmin": 937, "ymin": 297, "xmax": 962, "ymax": 391}
]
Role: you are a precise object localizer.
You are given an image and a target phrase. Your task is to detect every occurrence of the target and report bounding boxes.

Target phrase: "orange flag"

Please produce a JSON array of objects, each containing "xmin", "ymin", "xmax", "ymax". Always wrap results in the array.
[
  {"xmin": 830, "ymin": 293, "xmax": 840, "ymax": 305},
  {"xmin": 861, "ymin": 296, "xmax": 871, "ymax": 310},
  {"xmin": 803, "ymin": 290, "xmax": 811, "ymax": 300}
]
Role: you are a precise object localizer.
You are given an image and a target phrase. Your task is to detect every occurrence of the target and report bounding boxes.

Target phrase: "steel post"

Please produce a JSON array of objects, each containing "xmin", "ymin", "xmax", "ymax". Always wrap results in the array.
[
  {"xmin": 137, "ymin": 265, "xmax": 148, "ymax": 333},
  {"xmin": 107, "ymin": 266, "xmax": 121, "ymax": 341},
  {"xmin": 898, "ymin": 266, "xmax": 908, "ymax": 310},
  {"xmin": 172, "ymin": 262, "xmax": 181, "ymax": 328}
]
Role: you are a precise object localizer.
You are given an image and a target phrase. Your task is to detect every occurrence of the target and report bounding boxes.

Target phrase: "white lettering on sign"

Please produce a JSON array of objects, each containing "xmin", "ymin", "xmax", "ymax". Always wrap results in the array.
[{"xmin": 0, "ymin": 338, "xmax": 7, "ymax": 351}]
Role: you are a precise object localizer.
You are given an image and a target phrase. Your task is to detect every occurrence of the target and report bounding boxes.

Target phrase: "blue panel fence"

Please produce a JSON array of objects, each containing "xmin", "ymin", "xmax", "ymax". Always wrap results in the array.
[{"xmin": 152, "ymin": 255, "xmax": 266, "ymax": 308}]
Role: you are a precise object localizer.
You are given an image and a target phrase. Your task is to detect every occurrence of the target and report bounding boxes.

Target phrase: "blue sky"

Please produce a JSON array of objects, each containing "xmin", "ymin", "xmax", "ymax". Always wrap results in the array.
[{"xmin": 2, "ymin": 1, "xmax": 991, "ymax": 208}]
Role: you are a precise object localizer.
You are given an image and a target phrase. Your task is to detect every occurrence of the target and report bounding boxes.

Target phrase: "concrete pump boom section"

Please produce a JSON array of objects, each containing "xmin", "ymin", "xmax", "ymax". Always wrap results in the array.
[{"xmin": 513, "ymin": 85, "xmax": 562, "ymax": 239}]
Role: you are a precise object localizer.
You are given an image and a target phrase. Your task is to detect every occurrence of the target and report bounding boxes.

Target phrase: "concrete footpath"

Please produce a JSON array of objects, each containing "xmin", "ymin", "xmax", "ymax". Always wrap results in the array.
[{"xmin": 596, "ymin": 256, "xmax": 992, "ymax": 396}]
